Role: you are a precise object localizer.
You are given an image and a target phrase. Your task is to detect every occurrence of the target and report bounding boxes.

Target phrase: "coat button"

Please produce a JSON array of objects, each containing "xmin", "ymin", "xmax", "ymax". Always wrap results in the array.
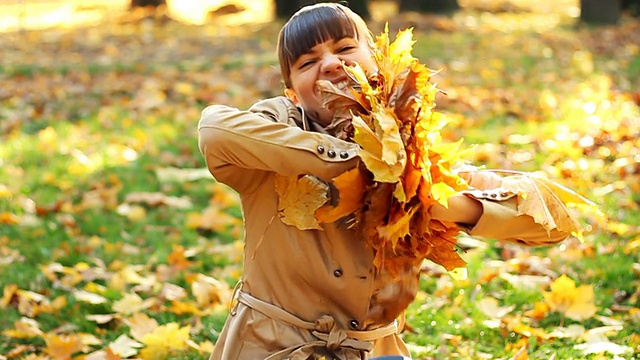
[
  {"xmin": 490, "ymin": 193, "xmax": 497, "ymax": 198},
  {"xmin": 317, "ymin": 145, "xmax": 325, "ymax": 154},
  {"xmin": 327, "ymin": 149, "xmax": 336, "ymax": 158},
  {"xmin": 349, "ymin": 320, "xmax": 359, "ymax": 329},
  {"xmin": 339, "ymin": 151, "xmax": 349, "ymax": 159},
  {"xmin": 333, "ymin": 269, "xmax": 343, "ymax": 277}
]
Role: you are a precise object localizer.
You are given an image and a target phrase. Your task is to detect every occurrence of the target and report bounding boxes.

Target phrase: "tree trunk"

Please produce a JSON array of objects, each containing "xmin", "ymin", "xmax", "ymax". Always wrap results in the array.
[
  {"xmin": 130, "ymin": 0, "xmax": 166, "ymax": 9},
  {"xmin": 622, "ymin": 0, "xmax": 640, "ymax": 16},
  {"xmin": 275, "ymin": 0, "xmax": 371, "ymax": 20},
  {"xmin": 580, "ymin": 0, "xmax": 621, "ymax": 24},
  {"xmin": 398, "ymin": 0, "xmax": 459, "ymax": 13}
]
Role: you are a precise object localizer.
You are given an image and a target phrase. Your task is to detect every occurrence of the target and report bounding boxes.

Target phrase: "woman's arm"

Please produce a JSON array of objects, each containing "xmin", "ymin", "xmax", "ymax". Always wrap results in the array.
[
  {"xmin": 430, "ymin": 171, "xmax": 571, "ymax": 246},
  {"xmin": 198, "ymin": 97, "xmax": 359, "ymax": 188},
  {"xmin": 430, "ymin": 194, "xmax": 482, "ymax": 225}
]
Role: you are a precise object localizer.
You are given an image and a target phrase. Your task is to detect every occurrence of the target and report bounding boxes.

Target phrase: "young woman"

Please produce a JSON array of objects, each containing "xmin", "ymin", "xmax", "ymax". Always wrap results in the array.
[{"xmin": 198, "ymin": 3, "xmax": 569, "ymax": 359}]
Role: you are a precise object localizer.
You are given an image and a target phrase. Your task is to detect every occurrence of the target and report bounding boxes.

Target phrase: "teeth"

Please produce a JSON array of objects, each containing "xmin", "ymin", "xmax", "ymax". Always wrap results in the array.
[{"xmin": 334, "ymin": 81, "xmax": 349, "ymax": 90}]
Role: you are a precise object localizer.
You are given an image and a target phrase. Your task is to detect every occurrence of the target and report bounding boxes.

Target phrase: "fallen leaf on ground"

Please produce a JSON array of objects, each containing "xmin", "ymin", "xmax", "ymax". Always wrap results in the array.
[{"xmin": 543, "ymin": 274, "xmax": 597, "ymax": 321}]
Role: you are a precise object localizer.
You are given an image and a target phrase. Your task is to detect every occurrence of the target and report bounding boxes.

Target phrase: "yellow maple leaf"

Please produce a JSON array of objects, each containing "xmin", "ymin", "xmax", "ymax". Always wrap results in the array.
[
  {"xmin": 375, "ymin": 107, "xmax": 405, "ymax": 166},
  {"xmin": 352, "ymin": 115, "xmax": 405, "ymax": 183},
  {"xmin": 543, "ymin": 274, "xmax": 597, "ymax": 321},
  {"xmin": 274, "ymin": 174, "xmax": 329, "ymax": 230},
  {"xmin": 139, "ymin": 323, "xmax": 191, "ymax": 360}
]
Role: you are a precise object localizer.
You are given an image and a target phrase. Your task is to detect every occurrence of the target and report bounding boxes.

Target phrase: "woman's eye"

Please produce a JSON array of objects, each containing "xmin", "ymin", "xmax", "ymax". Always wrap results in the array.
[
  {"xmin": 339, "ymin": 46, "xmax": 356, "ymax": 52},
  {"xmin": 299, "ymin": 60, "xmax": 315, "ymax": 69}
]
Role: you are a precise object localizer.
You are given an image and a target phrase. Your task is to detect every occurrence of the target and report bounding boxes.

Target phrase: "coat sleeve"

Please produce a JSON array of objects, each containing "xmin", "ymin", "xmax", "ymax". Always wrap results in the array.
[
  {"xmin": 458, "ymin": 170, "xmax": 571, "ymax": 246},
  {"xmin": 198, "ymin": 97, "xmax": 359, "ymax": 191}
]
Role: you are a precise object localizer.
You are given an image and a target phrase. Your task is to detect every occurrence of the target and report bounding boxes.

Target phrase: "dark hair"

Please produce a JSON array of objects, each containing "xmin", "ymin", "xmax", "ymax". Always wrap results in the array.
[{"xmin": 277, "ymin": 3, "xmax": 371, "ymax": 88}]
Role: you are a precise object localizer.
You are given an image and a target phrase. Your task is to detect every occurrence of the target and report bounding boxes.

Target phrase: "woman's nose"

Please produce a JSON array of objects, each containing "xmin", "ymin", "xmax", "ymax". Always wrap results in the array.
[{"xmin": 320, "ymin": 53, "xmax": 343, "ymax": 74}]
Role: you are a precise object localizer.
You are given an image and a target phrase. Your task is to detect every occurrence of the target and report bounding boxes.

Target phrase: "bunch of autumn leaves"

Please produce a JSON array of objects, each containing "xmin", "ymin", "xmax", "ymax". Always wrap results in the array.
[
  {"xmin": 276, "ymin": 28, "xmax": 596, "ymax": 276},
  {"xmin": 277, "ymin": 28, "xmax": 470, "ymax": 275}
]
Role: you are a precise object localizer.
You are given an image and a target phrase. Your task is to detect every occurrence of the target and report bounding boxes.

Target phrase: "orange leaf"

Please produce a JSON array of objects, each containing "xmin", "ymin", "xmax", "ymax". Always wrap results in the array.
[
  {"xmin": 360, "ymin": 183, "xmax": 393, "ymax": 241},
  {"xmin": 315, "ymin": 168, "xmax": 367, "ymax": 223},
  {"xmin": 44, "ymin": 333, "xmax": 84, "ymax": 360},
  {"xmin": 402, "ymin": 162, "xmax": 422, "ymax": 202},
  {"xmin": 167, "ymin": 244, "xmax": 192, "ymax": 269},
  {"xmin": 105, "ymin": 347, "xmax": 124, "ymax": 360},
  {"xmin": 525, "ymin": 301, "xmax": 549, "ymax": 321},
  {"xmin": 377, "ymin": 205, "xmax": 420, "ymax": 247}
]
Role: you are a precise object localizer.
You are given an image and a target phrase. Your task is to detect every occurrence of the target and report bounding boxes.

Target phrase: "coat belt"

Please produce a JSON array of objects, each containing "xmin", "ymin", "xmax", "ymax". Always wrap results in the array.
[{"xmin": 236, "ymin": 290, "xmax": 399, "ymax": 360}]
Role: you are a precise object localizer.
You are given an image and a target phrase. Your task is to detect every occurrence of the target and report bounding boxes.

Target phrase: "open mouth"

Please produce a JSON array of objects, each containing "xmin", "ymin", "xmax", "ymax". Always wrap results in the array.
[{"xmin": 334, "ymin": 80, "xmax": 349, "ymax": 90}]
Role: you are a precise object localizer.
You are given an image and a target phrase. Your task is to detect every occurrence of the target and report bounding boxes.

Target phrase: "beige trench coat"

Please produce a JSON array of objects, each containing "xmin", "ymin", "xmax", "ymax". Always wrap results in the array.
[{"xmin": 198, "ymin": 97, "xmax": 569, "ymax": 360}]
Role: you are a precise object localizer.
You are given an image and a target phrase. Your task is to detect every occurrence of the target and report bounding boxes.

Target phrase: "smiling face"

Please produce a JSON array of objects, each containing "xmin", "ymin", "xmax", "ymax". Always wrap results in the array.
[
  {"xmin": 277, "ymin": 3, "xmax": 375, "ymax": 127},
  {"xmin": 288, "ymin": 37, "xmax": 376, "ymax": 126}
]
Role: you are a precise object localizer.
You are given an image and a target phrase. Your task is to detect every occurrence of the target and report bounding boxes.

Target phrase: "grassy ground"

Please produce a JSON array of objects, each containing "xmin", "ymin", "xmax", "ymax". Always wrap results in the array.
[{"xmin": 1, "ymin": 1, "xmax": 639, "ymax": 359}]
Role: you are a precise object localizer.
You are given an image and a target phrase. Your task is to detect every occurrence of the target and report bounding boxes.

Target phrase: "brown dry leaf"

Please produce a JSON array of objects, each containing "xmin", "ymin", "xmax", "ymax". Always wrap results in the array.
[
  {"xmin": 43, "ymin": 333, "xmax": 84, "ymax": 360},
  {"xmin": 317, "ymin": 79, "xmax": 364, "ymax": 121},
  {"xmin": 499, "ymin": 172, "xmax": 601, "ymax": 238},
  {"xmin": 315, "ymin": 167, "xmax": 367, "ymax": 223},
  {"xmin": 274, "ymin": 174, "xmax": 329, "ymax": 230},
  {"xmin": 421, "ymin": 234, "xmax": 466, "ymax": 271},
  {"xmin": 124, "ymin": 192, "xmax": 192, "ymax": 209}
]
